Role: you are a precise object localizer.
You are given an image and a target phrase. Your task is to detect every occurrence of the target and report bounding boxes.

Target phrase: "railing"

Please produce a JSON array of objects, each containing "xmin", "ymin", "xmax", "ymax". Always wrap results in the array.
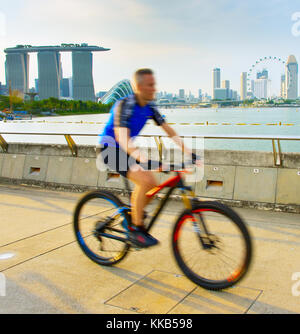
[{"xmin": 0, "ymin": 132, "xmax": 300, "ymax": 167}]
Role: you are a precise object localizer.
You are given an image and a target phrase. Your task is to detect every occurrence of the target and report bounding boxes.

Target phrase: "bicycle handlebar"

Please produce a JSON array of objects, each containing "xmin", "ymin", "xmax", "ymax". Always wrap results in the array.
[{"xmin": 139, "ymin": 160, "xmax": 197, "ymax": 173}]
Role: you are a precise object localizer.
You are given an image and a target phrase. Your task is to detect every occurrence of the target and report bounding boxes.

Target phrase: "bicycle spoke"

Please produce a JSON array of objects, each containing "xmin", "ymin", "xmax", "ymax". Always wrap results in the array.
[
  {"xmin": 74, "ymin": 192, "xmax": 130, "ymax": 265},
  {"xmin": 173, "ymin": 205, "xmax": 251, "ymax": 288}
]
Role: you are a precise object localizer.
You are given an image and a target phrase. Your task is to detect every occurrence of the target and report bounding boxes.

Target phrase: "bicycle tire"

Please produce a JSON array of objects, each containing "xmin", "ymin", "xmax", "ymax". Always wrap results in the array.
[
  {"xmin": 73, "ymin": 190, "xmax": 131, "ymax": 266},
  {"xmin": 172, "ymin": 201, "xmax": 252, "ymax": 290}
]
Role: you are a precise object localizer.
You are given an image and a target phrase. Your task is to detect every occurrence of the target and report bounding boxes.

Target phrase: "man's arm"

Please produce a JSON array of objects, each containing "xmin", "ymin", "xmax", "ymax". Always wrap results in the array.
[{"xmin": 160, "ymin": 122, "xmax": 193, "ymax": 156}]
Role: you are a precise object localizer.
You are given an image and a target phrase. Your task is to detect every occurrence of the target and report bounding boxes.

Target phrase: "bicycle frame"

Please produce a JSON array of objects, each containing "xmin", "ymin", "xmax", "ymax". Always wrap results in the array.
[{"xmin": 124, "ymin": 171, "xmax": 197, "ymax": 233}]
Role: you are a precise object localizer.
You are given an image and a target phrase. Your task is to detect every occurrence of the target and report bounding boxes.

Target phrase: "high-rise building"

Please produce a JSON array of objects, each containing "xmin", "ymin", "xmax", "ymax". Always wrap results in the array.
[
  {"xmin": 221, "ymin": 80, "xmax": 230, "ymax": 89},
  {"xmin": 4, "ymin": 44, "xmax": 110, "ymax": 102},
  {"xmin": 254, "ymin": 79, "xmax": 271, "ymax": 99},
  {"xmin": 179, "ymin": 89, "xmax": 185, "ymax": 99},
  {"xmin": 35, "ymin": 79, "xmax": 39, "ymax": 94},
  {"xmin": 280, "ymin": 74, "xmax": 286, "ymax": 98},
  {"xmin": 198, "ymin": 89, "xmax": 203, "ymax": 101},
  {"xmin": 72, "ymin": 51, "xmax": 95, "ymax": 101},
  {"xmin": 227, "ymin": 89, "xmax": 233, "ymax": 100},
  {"xmin": 0, "ymin": 82, "xmax": 8, "ymax": 95},
  {"xmin": 251, "ymin": 80, "xmax": 254, "ymax": 94},
  {"xmin": 285, "ymin": 55, "xmax": 298, "ymax": 100},
  {"xmin": 240, "ymin": 72, "xmax": 247, "ymax": 101},
  {"xmin": 38, "ymin": 51, "xmax": 61, "ymax": 100},
  {"xmin": 257, "ymin": 69, "xmax": 268, "ymax": 79},
  {"xmin": 232, "ymin": 90, "xmax": 238, "ymax": 100},
  {"xmin": 213, "ymin": 88, "xmax": 227, "ymax": 100},
  {"xmin": 61, "ymin": 78, "xmax": 70, "ymax": 98},
  {"xmin": 68, "ymin": 77, "xmax": 73, "ymax": 99},
  {"xmin": 96, "ymin": 91, "xmax": 108, "ymax": 99},
  {"xmin": 212, "ymin": 68, "xmax": 221, "ymax": 99},
  {"xmin": 5, "ymin": 52, "xmax": 29, "ymax": 94}
]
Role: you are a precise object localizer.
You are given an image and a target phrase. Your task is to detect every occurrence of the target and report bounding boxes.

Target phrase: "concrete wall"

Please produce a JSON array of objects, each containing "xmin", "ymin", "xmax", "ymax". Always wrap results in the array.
[{"xmin": 0, "ymin": 143, "xmax": 300, "ymax": 212}]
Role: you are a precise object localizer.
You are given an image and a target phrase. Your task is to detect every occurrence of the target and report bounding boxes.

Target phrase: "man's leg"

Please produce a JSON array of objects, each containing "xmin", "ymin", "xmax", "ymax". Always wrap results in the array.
[{"xmin": 127, "ymin": 168, "xmax": 157, "ymax": 227}]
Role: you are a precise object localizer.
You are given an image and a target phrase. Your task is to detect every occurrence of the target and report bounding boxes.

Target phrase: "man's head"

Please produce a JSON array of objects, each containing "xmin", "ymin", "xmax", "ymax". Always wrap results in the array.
[{"xmin": 132, "ymin": 68, "xmax": 156, "ymax": 102}]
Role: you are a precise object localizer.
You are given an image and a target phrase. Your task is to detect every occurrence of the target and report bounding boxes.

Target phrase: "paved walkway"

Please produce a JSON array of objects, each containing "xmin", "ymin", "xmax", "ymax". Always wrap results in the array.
[{"xmin": 0, "ymin": 183, "xmax": 299, "ymax": 314}]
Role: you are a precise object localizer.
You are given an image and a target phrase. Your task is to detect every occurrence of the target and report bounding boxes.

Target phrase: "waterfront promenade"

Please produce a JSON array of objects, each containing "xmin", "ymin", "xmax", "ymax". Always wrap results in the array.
[{"xmin": 0, "ymin": 182, "xmax": 299, "ymax": 314}]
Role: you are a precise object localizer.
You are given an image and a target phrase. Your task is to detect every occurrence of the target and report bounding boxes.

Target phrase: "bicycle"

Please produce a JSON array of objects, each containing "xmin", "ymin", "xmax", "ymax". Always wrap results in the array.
[{"xmin": 73, "ymin": 161, "xmax": 252, "ymax": 291}]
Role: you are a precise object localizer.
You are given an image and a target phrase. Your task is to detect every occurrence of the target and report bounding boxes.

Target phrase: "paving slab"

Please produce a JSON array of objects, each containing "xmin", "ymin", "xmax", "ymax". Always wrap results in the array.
[{"xmin": 0, "ymin": 183, "xmax": 299, "ymax": 314}]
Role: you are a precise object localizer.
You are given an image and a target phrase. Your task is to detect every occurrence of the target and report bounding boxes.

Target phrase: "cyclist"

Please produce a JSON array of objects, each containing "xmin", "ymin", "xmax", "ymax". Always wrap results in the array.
[{"xmin": 98, "ymin": 68, "xmax": 198, "ymax": 248}]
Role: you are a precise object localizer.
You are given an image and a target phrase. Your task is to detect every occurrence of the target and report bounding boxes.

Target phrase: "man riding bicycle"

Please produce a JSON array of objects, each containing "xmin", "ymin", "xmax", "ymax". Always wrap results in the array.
[{"xmin": 98, "ymin": 68, "xmax": 198, "ymax": 248}]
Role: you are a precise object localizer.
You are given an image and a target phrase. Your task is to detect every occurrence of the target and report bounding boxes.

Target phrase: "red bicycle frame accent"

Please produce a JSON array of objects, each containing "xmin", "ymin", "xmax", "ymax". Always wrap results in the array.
[{"xmin": 146, "ymin": 174, "xmax": 182, "ymax": 198}]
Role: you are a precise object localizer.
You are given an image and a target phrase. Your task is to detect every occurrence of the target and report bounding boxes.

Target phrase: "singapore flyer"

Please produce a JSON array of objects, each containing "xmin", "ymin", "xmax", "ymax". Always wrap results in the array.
[{"xmin": 247, "ymin": 56, "xmax": 287, "ymax": 98}]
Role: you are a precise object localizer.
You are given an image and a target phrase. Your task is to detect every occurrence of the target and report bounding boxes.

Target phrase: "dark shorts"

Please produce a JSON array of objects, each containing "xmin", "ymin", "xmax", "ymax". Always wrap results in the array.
[
  {"xmin": 97, "ymin": 144, "xmax": 139, "ymax": 178},
  {"xmin": 97, "ymin": 144, "xmax": 161, "ymax": 178}
]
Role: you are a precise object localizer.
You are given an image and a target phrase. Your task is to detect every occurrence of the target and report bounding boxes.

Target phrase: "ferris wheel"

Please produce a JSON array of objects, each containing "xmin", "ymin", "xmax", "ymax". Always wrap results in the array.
[{"xmin": 247, "ymin": 56, "xmax": 286, "ymax": 92}]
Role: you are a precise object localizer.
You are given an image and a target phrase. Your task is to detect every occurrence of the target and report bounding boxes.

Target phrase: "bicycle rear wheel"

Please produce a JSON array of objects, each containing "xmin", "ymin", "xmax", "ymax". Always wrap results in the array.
[
  {"xmin": 73, "ymin": 190, "xmax": 131, "ymax": 266},
  {"xmin": 172, "ymin": 201, "xmax": 252, "ymax": 290}
]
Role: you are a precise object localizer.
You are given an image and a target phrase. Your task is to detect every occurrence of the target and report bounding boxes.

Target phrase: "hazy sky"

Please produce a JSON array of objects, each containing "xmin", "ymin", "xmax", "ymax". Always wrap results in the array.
[{"xmin": 0, "ymin": 0, "xmax": 300, "ymax": 96}]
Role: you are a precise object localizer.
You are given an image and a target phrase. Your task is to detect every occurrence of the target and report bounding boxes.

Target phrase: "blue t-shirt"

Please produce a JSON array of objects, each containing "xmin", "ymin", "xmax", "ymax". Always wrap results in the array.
[{"xmin": 99, "ymin": 94, "xmax": 166, "ymax": 147}]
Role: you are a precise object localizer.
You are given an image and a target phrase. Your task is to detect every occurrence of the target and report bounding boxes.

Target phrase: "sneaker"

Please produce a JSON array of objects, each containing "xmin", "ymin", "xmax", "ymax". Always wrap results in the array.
[{"xmin": 128, "ymin": 226, "xmax": 159, "ymax": 248}]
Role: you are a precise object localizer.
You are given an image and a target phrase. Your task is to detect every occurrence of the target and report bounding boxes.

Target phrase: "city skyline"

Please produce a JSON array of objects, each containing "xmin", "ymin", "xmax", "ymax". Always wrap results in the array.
[
  {"xmin": 0, "ymin": 0, "xmax": 300, "ymax": 95},
  {"xmin": 1, "ymin": 47, "xmax": 298, "ymax": 102}
]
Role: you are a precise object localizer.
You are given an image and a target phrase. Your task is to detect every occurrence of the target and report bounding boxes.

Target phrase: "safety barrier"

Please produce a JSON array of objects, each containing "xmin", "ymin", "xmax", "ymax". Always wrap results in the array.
[
  {"xmin": 0, "ymin": 119, "xmax": 299, "ymax": 126},
  {"xmin": 0, "ymin": 133, "xmax": 299, "ymax": 211},
  {"xmin": 0, "ymin": 132, "xmax": 299, "ymax": 168}
]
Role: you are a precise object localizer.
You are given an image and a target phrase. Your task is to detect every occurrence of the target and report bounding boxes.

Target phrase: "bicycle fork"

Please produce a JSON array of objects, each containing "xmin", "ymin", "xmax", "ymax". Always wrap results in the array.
[
  {"xmin": 192, "ymin": 213, "xmax": 216, "ymax": 250},
  {"xmin": 181, "ymin": 190, "xmax": 216, "ymax": 250}
]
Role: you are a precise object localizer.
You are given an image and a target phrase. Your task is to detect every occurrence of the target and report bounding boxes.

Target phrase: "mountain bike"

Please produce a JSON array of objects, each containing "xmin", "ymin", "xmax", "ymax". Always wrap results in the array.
[{"xmin": 73, "ymin": 161, "xmax": 252, "ymax": 291}]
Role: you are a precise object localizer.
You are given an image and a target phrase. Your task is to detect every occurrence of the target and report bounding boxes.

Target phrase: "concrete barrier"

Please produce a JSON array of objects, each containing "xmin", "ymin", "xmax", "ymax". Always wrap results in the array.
[
  {"xmin": 0, "ymin": 154, "xmax": 3, "ymax": 176},
  {"xmin": 0, "ymin": 143, "xmax": 299, "ymax": 212},
  {"xmin": 70, "ymin": 158, "xmax": 98, "ymax": 187},
  {"xmin": 23, "ymin": 155, "xmax": 49, "ymax": 182},
  {"xmin": 1, "ymin": 154, "xmax": 26, "ymax": 179},
  {"xmin": 46, "ymin": 156, "xmax": 74, "ymax": 184},
  {"xmin": 276, "ymin": 169, "xmax": 300, "ymax": 205},
  {"xmin": 233, "ymin": 167, "xmax": 278, "ymax": 203},
  {"xmin": 195, "ymin": 165, "xmax": 235, "ymax": 199}
]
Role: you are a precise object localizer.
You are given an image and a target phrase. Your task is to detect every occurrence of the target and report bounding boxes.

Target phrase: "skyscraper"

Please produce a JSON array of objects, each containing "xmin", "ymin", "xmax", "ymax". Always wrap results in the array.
[
  {"xmin": 212, "ymin": 68, "xmax": 221, "ymax": 99},
  {"xmin": 179, "ymin": 89, "xmax": 185, "ymax": 99},
  {"xmin": 198, "ymin": 89, "xmax": 202, "ymax": 101},
  {"xmin": 254, "ymin": 79, "xmax": 271, "ymax": 99},
  {"xmin": 280, "ymin": 74, "xmax": 286, "ymax": 98},
  {"xmin": 35, "ymin": 79, "xmax": 39, "ymax": 93},
  {"xmin": 61, "ymin": 78, "xmax": 71, "ymax": 98},
  {"xmin": 257, "ymin": 69, "xmax": 268, "ymax": 79},
  {"xmin": 221, "ymin": 80, "xmax": 230, "ymax": 89},
  {"xmin": 285, "ymin": 55, "xmax": 298, "ymax": 100},
  {"xmin": 240, "ymin": 72, "xmax": 247, "ymax": 101},
  {"xmin": 5, "ymin": 44, "xmax": 110, "ymax": 102},
  {"xmin": 38, "ymin": 51, "xmax": 61, "ymax": 100},
  {"xmin": 5, "ymin": 52, "xmax": 29, "ymax": 94},
  {"xmin": 213, "ymin": 88, "xmax": 228, "ymax": 100},
  {"xmin": 72, "ymin": 51, "xmax": 95, "ymax": 101}
]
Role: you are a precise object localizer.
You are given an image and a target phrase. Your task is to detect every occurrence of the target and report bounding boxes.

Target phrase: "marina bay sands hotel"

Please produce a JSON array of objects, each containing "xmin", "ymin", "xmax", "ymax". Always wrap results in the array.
[{"xmin": 4, "ymin": 43, "xmax": 110, "ymax": 101}]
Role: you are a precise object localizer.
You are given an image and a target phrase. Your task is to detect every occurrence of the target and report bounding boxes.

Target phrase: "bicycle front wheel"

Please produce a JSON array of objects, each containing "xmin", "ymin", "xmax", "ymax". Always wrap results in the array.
[
  {"xmin": 172, "ymin": 201, "xmax": 252, "ymax": 290},
  {"xmin": 73, "ymin": 190, "xmax": 131, "ymax": 266}
]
